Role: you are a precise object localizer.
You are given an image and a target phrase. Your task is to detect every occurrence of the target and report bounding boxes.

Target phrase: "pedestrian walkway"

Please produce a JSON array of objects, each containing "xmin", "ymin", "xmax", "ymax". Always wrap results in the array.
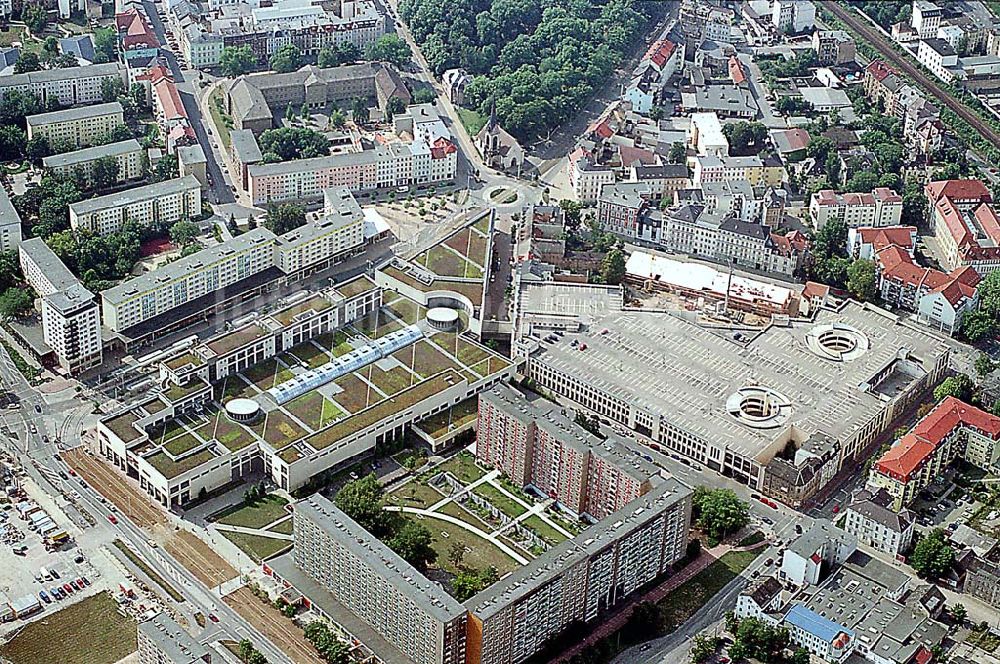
[
  {"xmin": 385, "ymin": 505, "xmax": 530, "ymax": 565},
  {"xmin": 213, "ymin": 522, "xmax": 293, "ymax": 541}
]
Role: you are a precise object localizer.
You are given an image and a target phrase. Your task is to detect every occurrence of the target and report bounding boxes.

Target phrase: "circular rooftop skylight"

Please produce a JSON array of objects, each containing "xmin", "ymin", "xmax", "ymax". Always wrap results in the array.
[
  {"xmin": 805, "ymin": 323, "xmax": 869, "ymax": 362},
  {"xmin": 726, "ymin": 386, "xmax": 792, "ymax": 429}
]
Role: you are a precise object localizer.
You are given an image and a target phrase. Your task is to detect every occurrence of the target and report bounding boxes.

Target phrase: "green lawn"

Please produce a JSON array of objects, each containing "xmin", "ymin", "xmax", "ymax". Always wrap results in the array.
[
  {"xmin": 656, "ymin": 549, "xmax": 762, "ymax": 633},
  {"xmin": 522, "ymin": 515, "xmax": 568, "ymax": 546},
  {"xmin": 268, "ymin": 519, "xmax": 294, "ymax": 535},
  {"xmin": 457, "ymin": 107, "xmax": 487, "ymax": 136},
  {"xmin": 475, "ymin": 483, "xmax": 527, "ymax": 519},
  {"xmin": 436, "ymin": 452, "xmax": 485, "ymax": 483},
  {"xmin": 406, "ymin": 514, "xmax": 518, "ymax": 577},
  {"xmin": 209, "ymin": 87, "xmax": 233, "ymax": 150},
  {"xmin": 387, "ymin": 481, "xmax": 443, "ymax": 509},
  {"xmin": 220, "ymin": 531, "xmax": 291, "ymax": 562},
  {"xmin": 212, "ymin": 495, "xmax": 289, "ymax": 529},
  {"xmin": 0, "ymin": 592, "xmax": 137, "ymax": 664},
  {"xmin": 437, "ymin": 499, "xmax": 492, "ymax": 532}
]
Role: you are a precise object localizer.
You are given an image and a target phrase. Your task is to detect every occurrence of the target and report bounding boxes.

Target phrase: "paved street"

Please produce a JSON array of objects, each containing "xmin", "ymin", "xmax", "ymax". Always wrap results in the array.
[
  {"xmin": 142, "ymin": 0, "xmax": 235, "ymax": 206},
  {"xmin": 0, "ymin": 346, "xmax": 294, "ymax": 662}
]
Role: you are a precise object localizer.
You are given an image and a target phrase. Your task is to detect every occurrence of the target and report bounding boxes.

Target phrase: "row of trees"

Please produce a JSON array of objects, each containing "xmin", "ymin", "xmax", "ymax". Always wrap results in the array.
[
  {"xmin": 236, "ymin": 638, "xmax": 268, "ymax": 664},
  {"xmin": 335, "ymin": 474, "xmax": 438, "ymax": 571},
  {"xmin": 400, "ymin": 0, "xmax": 653, "ymax": 141},
  {"xmin": 303, "ymin": 622, "xmax": 349, "ymax": 664},
  {"xmin": 221, "ymin": 34, "xmax": 412, "ymax": 77},
  {"xmin": 961, "ymin": 270, "xmax": 1000, "ymax": 342}
]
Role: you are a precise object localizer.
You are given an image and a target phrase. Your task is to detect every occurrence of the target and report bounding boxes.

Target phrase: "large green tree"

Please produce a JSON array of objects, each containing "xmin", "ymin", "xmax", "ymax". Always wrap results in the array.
[
  {"xmin": 264, "ymin": 203, "xmax": 307, "ymax": 235},
  {"xmin": 366, "ymin": 34, "xmax": 412, "ymax": 67},
  {"xmin": 728, "ymin": 617, "xmax": 790, "ymax": 664},
  {"xmin": 220, "ymin": 46, "xmax": 256, "ymax": 77},
  {"xmin": 387, "ymin": 520, "xmax": 437, "ymax": 571},
  {"xmin": 691, "ymin": 487, "xmax": 750, "ymax": 543},
  {"xmin": 91, "ymin": 156, "xmax": 120, "ymax": 190},
  {"xmin": 334, "ymin": 473, "xmax": 391, "ymax": 536},
  {"xmin": 258, "ymin": 127, "xmax": 330, "ymax": 162},
  {"xmin": 933, "ymin": 374, "xmax": 973, "ymax": 402},
  {"xmin": 847, "ymin": 259, "xmax": 877, "ymax": 301},
  {"xmin": 909, "ymin": 529, "xmax": 955, "ymax": 579},
  {"xmin": 169, "ymin": 220, "xmax": 200, "ymax": 247},
  {"xmin": 601, "ymin": 247, "xmax": 626, "ymax": 285},
  {"xmin": 269, "ymin": 44, "xmax": 303, "ymax": 73},
  {"xmin": 0, "ymin": 288, "xmax": 33, "ymax": 320},
  {"xmin": 13, "ymin": 52, "xmax": 40, "ymax": 75}
]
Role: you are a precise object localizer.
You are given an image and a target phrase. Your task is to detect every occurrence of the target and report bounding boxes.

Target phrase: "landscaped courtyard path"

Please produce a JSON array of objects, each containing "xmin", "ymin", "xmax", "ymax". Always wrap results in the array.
[{"xmin": 384, "ymin": 505, "xmax": 531, "ymax": 565}]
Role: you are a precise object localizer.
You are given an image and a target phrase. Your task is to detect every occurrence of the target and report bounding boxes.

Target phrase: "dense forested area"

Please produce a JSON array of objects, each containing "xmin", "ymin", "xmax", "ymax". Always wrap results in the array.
[{"xmin": 399, "ymin": 0, "xmax": 656, "ymax": 140}]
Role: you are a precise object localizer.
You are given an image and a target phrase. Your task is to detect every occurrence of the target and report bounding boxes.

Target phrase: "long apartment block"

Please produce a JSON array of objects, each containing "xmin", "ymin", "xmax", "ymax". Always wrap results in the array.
[
  {"xmin": 0, "ymin": 63, "xmax": 125, "ymax": 107},
  {"xmin": 19, "ymin": 239, "xmax": 102, "ymax": 374},
  {"xmin": 69, "ymin": 175, "xmax": 203, "ymax": 234},
  {"xmin": 243, "ymin": 104, "xmax": 457, "ymax": 205},
  {"xmin": 268, "ymin": 464, "xmax": 691, "ymax": 664},
  {"xmin": 43, "ymin": 139, "xmax": 145, "ymax": 185},
  {"xmin": 26, "ymin": 102, "xmax": 125, "ymax": 149},
  {"xmin": 100, "ymin": 186, "xmax": 366, "ymax": 337},
  {"xmin": 0, "ymin": 187, "xmax": 22, "ymax": 251}
]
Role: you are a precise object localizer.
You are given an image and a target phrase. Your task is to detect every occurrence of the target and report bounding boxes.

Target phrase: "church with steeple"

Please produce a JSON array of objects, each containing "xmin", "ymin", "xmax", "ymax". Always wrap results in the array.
[{"xmin": 474, "ymin": 101, "xmax": 525, "ymax": 174}]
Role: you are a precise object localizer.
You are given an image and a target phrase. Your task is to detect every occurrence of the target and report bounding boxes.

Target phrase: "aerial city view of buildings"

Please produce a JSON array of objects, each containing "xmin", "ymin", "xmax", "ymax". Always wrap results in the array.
[{"xmin": 5, "ymin": 1, "xmax": 1000, "ymax": 664}]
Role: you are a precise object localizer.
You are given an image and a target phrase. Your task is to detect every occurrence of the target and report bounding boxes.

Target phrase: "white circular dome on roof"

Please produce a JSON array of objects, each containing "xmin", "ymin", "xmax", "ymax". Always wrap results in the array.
[
  {"xmin": 427, "ymin": 307, "xmax": 459, "ymax": 330},
  {"xmin": 225, "ymin": 398, "xmax": 260, "ymax": 422}
]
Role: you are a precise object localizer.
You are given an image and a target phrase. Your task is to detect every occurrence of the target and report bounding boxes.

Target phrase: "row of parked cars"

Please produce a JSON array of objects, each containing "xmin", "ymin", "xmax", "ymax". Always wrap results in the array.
[{"xmin": 34, "ymin": 567, "xmax": 89, "ymax": 604}]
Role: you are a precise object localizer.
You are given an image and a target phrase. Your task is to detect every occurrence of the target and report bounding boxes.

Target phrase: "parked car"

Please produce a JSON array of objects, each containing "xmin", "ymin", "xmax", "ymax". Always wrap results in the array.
[
  {"xmin": 107, "ymin": 514, "xmax": 118, "ymax": 525},
  {"xmin": 62, "ymin": 583, "xmax": 73, "ymax": 594},
  {"xmin": 50, "ymin": 569, "xmax": 59, "ymax": 579},
  {"xmin": 208, "ymin": 613, "xmax": 219, "ymax": 623},
  {"xmin": 39, "ymin": 590, "xmax": 50, "ymax": 603},
  {"xmin": 79, "ymin": 576, "xmax": 89, "ymax": 586},
  {"xmin": 50, "ymin": 586, "xmax": 62, "ymax": 600}
]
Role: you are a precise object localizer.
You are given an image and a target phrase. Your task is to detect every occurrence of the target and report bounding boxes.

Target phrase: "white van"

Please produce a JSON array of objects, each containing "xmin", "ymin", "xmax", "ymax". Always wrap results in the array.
[{"xmin": 39, "ymin": 567, "xmax": 51, "ymax": 581}]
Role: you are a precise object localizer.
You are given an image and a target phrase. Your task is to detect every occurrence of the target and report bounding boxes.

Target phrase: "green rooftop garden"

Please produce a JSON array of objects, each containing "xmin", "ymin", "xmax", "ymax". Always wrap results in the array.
[
  {"xmin": 146, "ymin": 447, "xmax": 217, "ymax": 479},
  {"xmin": 335, "ymin": 275, "xmax": 378, "ymax": 299},
  {"xmin": 304, "ymin": 370, "xmax": 464, "ymax": 451},
  {"xmin": 271, "ymin": 295, "xmax": 333, "ymax": 327},
  {"xmin": 205, "ymin": 323, "xmax": 268, "ymax": 357},
  {"xmin": 163, "ymin": 351, "xmax": 205, "ymax": 371},
  {"xmin": 105, "ymin": 412, "xmax": 143, "ymax": 444}
]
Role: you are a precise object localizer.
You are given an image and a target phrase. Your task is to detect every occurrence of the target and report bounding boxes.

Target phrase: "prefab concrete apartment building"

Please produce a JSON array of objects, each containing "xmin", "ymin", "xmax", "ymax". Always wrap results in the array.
[
  {"xmin": 26, "ymin": 102, "xmax": 125, "ymax": 149},
  {"xmin": 42, "ymin": 139, "xmax": 145, "ymax": 185},
  {"xmin": 0, "ymin": 63, "xmax": 126, "ymax": 107},
  {"xmin": 272, "ymin": 475, "xmax": 692, "ymax": 664},
  {"xmin": 69, "ymin": 175, "xmax": 203, "ymax": 234},
  {"xmin": 19, "ymin": 239, "xmax": 102, "ymax": 374}
]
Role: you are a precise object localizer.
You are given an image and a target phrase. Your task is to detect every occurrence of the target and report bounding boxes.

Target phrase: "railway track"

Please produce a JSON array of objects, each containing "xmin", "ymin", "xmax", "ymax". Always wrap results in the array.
[{"xmin": 823, "ymin": 1, "xmax": 1000, "ymax": 149}]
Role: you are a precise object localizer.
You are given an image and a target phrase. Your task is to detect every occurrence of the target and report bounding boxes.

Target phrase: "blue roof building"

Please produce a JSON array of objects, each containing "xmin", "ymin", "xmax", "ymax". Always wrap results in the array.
[{"xmin": 785, "ymin": 604, "xmax": 854, "ymax": 663}]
